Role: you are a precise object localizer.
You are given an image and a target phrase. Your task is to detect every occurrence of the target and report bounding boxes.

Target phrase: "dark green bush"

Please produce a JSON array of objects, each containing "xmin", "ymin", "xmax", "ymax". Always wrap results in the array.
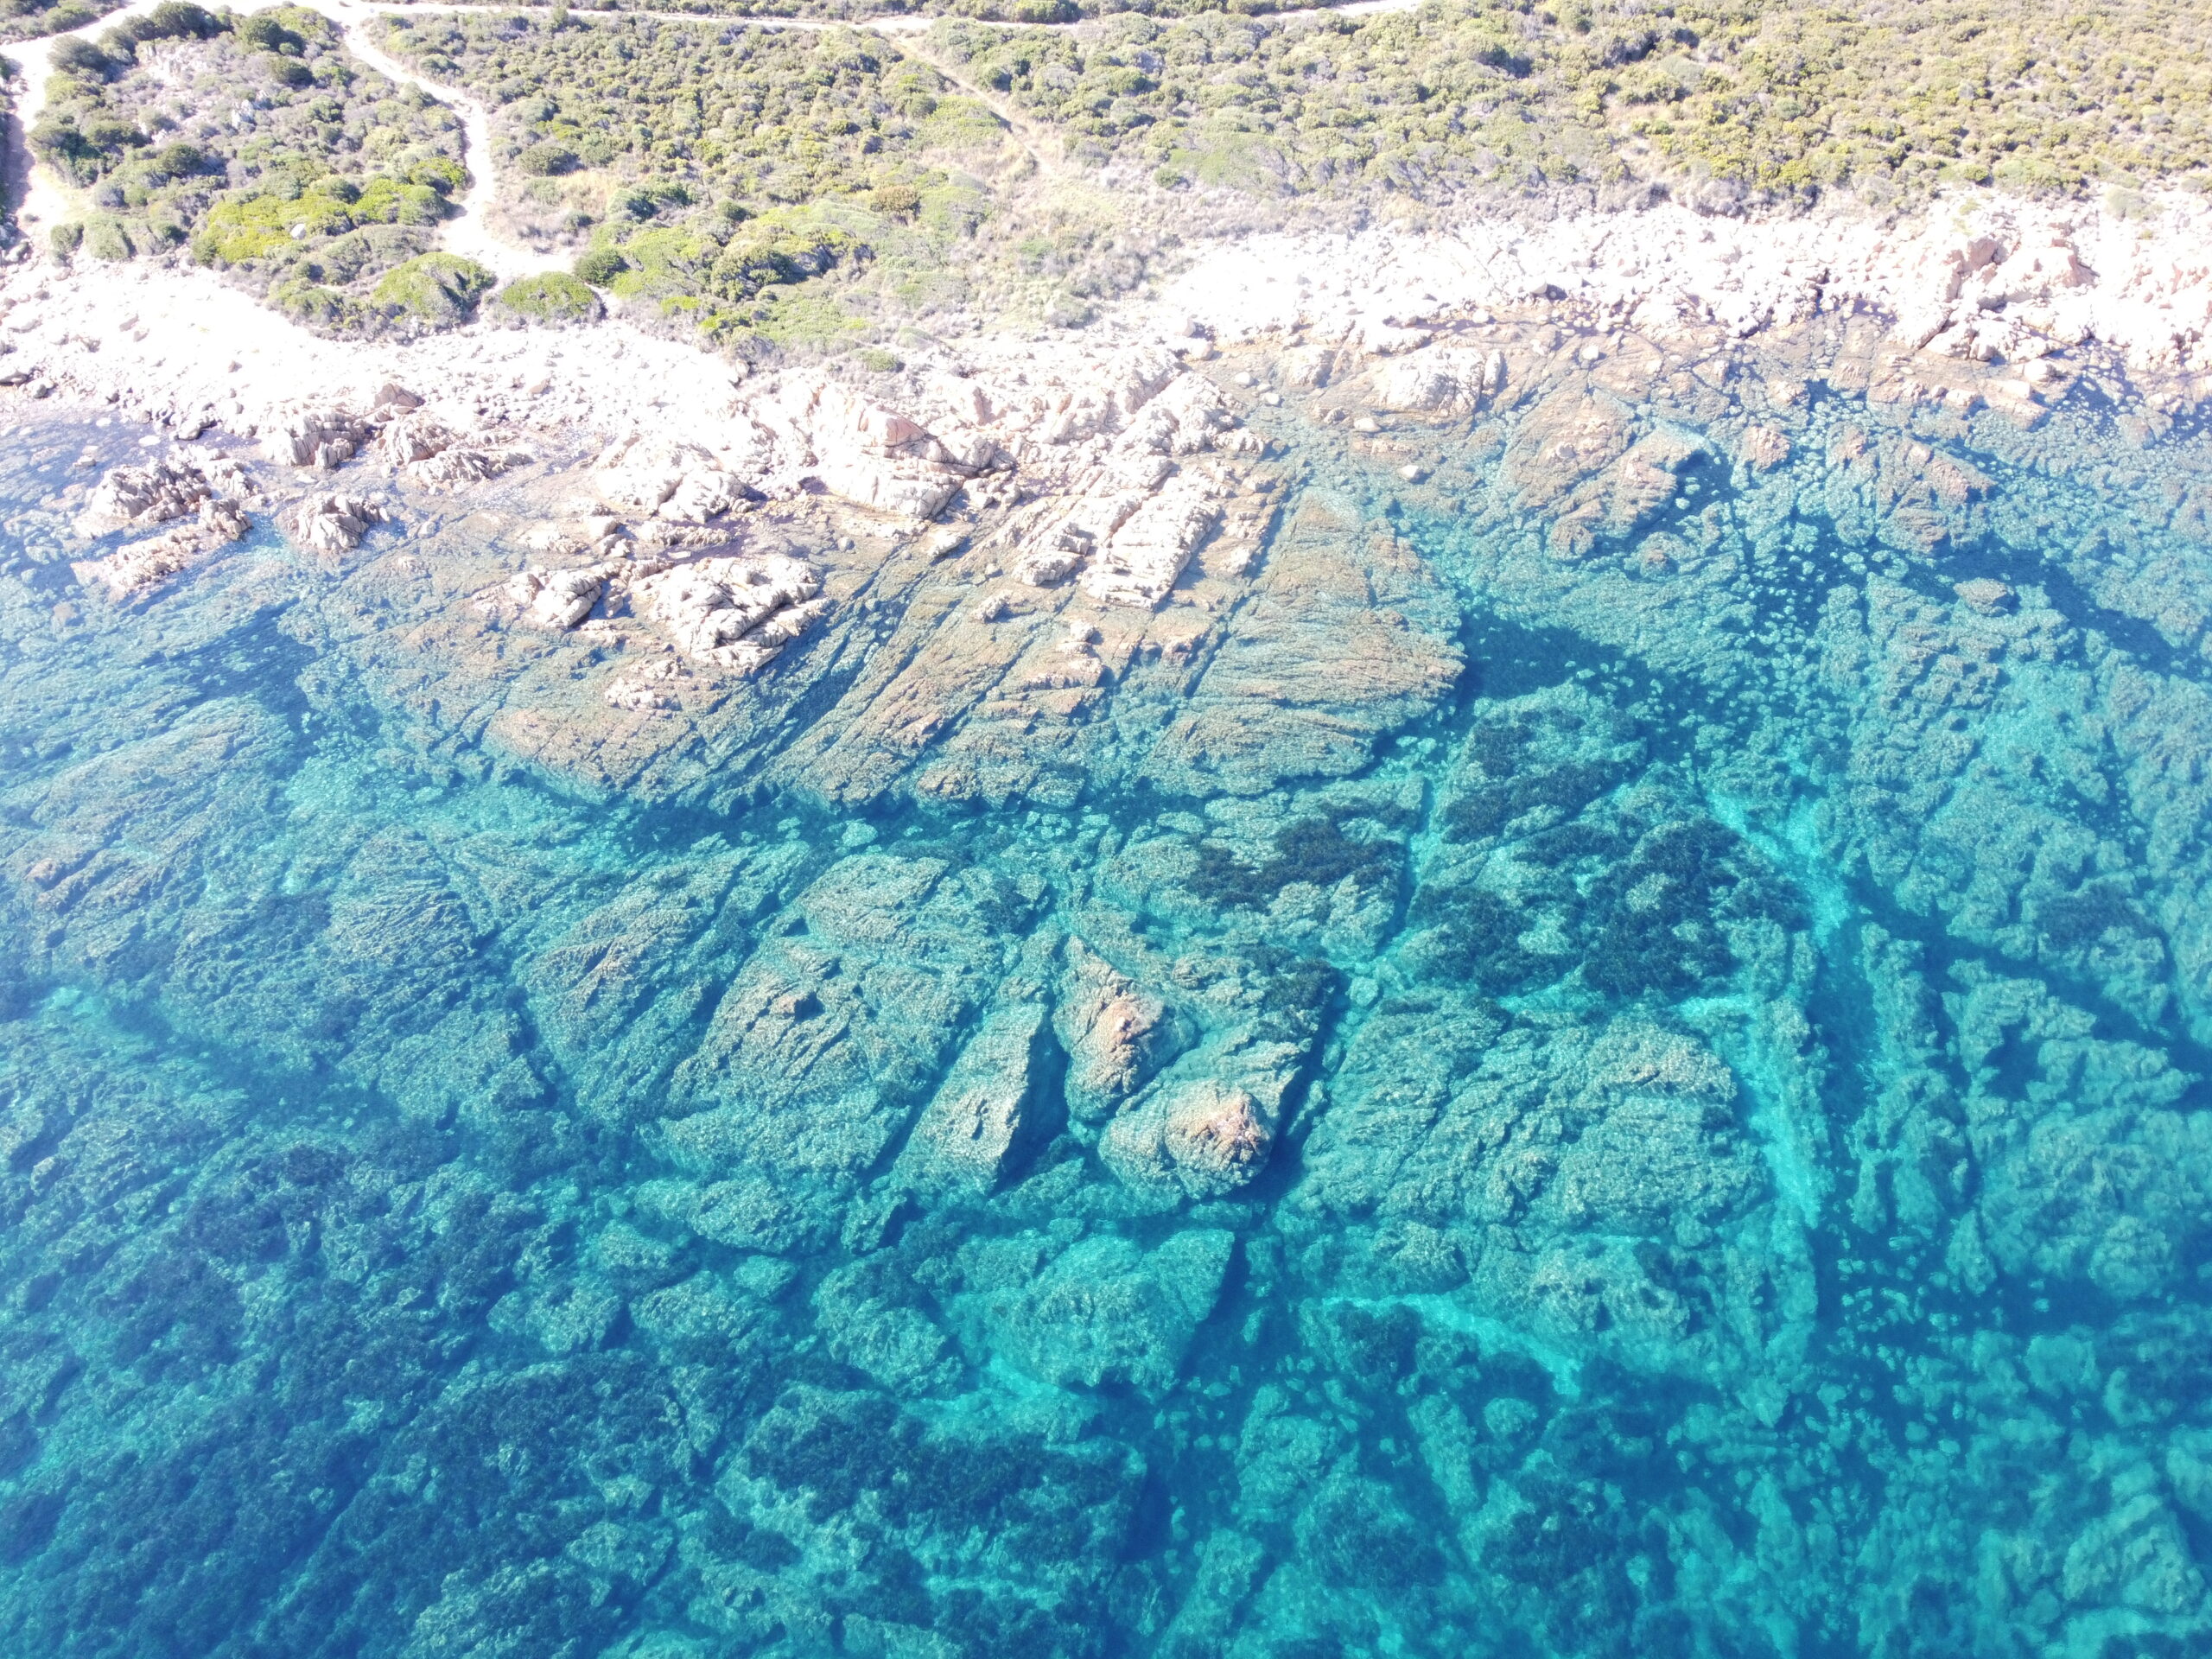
[
  {"xmin": 498, "ymin": 270, "xmax": 603, "ymax": 322},
  {"xmin": 153, "ymin": 142, "xmax": 207, "ymax": 179},
  {"xmin": 237, "ymin": 12, "xmax": 304, "ymax": 54},
  {"xmin": 573, "ymin": 247, "xmax": 628, "ymax": 287},
  {"xmin": 49, "ymin": 37, "xmax": 113, "ymax": 76},
  {"xmin": 518, "ymin": 143, "xmax": 578, "ymax": 177},
  {"xmin": 372, "ymin": 252, "xmax": 495, "ymax": 323}
]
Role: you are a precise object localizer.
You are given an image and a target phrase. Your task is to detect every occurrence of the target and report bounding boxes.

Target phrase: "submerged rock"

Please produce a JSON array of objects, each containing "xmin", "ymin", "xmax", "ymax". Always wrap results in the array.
[
  {"xmin": 1102, "ymin": 1077, "xmax": 1277, "ymax": 1198},
  {"xmin": 1057, "ymin": 937, "xmax": 1177, "ymax": 1122},
  {"xmin": 899, "ymin": 1002, "xmax": 1050, "ymax": 1195}
]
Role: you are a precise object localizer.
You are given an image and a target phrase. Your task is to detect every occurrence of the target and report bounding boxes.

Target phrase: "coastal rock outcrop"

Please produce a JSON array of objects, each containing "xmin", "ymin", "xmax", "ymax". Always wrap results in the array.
[
  {"xmin": 630, "ymin": 553, "xmax": 826, "ymax": 674},
  {"xmin": 504, "ymin": 564, "xmax": 612, "ymax": 631},
  {"xmin": 70, "ymin": 499, "xmax": 253, "ymax": 600},
  {"xmin": 285, "ymin": 492, "xmax": 382, "ymax": 556},
  {"xmin": 73, "ymin": 451, "xmax": 251, "ymax": 535},
  {"xmin": 264, "ymin": 406, "xmax": 372, "ymax": 470},
  {"xmin": 1362, "ymin": 344, "xmax": 1507, "ymax": 415},
  {"xmin": 377, "ymin": 410, "xmax": 529, "ymax": 489},
  {"xmin": 591, "ymin": 432, "xmax": 747, "ymax": 521}
]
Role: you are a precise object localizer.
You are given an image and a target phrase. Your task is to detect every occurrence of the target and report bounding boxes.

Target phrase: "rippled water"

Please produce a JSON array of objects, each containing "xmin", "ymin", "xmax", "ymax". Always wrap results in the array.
[{"xmin": 4, "ymin": 389, "xmax": 2212, "ymax": 1658}]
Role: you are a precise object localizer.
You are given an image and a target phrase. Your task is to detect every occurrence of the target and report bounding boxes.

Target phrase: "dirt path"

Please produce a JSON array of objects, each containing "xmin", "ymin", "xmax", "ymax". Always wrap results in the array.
[{"xmin": 312, "ymin": 0, "xmax": 569, "ymax": 281}]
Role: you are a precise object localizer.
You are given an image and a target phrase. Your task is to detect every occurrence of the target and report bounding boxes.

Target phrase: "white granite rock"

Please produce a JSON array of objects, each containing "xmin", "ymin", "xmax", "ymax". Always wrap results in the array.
[
  {"xmin": 631, "ymin": 552, "xmax": 825, "ymax": 673},
  {"xmin": 264, "ymin": 406, "xmax": 372, "ymax": 470},
  {"xmin": 71, "ymin": 498, "xmax": 251, "ymax": 600},
  {"xmin": 286, "ymin": 492, "xmax": 381, "ymax": 556}
]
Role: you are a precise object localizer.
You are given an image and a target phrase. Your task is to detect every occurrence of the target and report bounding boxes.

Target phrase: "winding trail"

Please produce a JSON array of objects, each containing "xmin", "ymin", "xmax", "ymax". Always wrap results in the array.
[
  {"xmin": 3, "ymin": 0, "xmax": 1421, "ymax": 281},
  {"xmin": 315, "ymin": 0, "xmax": 568, "ymax": 280}
]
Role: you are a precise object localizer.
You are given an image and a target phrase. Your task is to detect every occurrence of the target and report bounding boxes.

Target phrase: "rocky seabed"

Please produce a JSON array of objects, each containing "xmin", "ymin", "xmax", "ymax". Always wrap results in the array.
[{"xmin": 3, "ymin": 193, "xmax": 2212, "ymax": 1656}]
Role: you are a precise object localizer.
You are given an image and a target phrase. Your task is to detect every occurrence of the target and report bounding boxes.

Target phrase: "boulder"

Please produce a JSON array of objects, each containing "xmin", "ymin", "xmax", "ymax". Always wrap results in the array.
[
  {"xmin": 285, "ymin": 493, "xmax": 381, "ymax": 556},
  {"xmin": 591, "ymin": 433, "xmax": 743, "ymax": 520},
  {"xmin": 74, "ymin": 456, "xmax": 237, "ymax": 535},
  {"xmin": 264, "ymin": 406, "xmax": 371, "ymax": 469}
]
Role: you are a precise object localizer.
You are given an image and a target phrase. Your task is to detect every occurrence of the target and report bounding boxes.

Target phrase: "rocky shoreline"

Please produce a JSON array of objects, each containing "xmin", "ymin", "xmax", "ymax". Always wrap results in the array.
[
  {"xmin": 8, "ymin": 181, "xmax": 2208, "ymax": 467},
  {"xmin": 7, "ymin": 183, "xmax": 2212, "ymax": 810}
]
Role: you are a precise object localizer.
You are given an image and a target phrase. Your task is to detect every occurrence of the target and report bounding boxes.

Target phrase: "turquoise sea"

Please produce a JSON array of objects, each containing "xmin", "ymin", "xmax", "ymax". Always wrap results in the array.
[{"xmin": 4, "ymin": 380, "xmax": 2212, "ymax": 1659}]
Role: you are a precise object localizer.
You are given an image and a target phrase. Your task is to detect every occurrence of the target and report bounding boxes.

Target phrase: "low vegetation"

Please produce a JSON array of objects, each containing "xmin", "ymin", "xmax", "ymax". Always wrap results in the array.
[
  {"xmin": 0, "ymin": 0, "xmax": 123, "ymax": 48},
  {"xmin": 496, "ymin": 268, "xmax": 601, "ymax": 321},
  {"xmin": 26, "ymin": 0, "xmax": 2209, "ymax": 346},
  {"xmin": 370, "ymin": 0, "xmax": 1367, "ymax": 25},
  {"xmin": 932, "ymin": 0, "xmax": 2212, "ymax": 200},
  {"xmin": 365, "ymin": 0, "xmax": 2212, "ymax": 354},
  {"xmin": 376, "ymin": 12, "xmax": 1054, "ymax": 350},
  {"xmin": 31, "ymin": 3, "xmax": 472, "ymax": 332}
]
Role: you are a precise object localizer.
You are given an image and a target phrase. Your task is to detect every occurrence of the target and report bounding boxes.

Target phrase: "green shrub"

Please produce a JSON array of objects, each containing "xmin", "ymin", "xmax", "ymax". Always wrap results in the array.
[
  {"xmin": 372, "ymin": 252, "xmax": 495, "ymax": 324},
  {"xmin": 573, "ymin": 246, "xmax": 628, "ymax": 287},
  {"xmin": 236, "ymin": 11, "xmax": 303, "ymax": 53},
  {"xmin": 270, "ymin": 276, "xmax": 361, "ymax": 330},
  {"xmin": 108, "ymin": 2, "xmax": 220, "ymax": 46},
  {"xmin": 49, "ymin": 221, "xmax": 84, "ymax": 256},
  {"xmin": 84, "ymin": 216, "xmax": 132, "ymax": 260},
  {"xmin": 518, "ymin": 143, "xmax": 577, "ymax": 177},
  {"xmin": 353, "ymin": 176, "xmax": 448, "ymax": 226},
  {"xmin": 50, "ymin": 37, "xmax": 113, "ymax": 76},
  {"xmin": 868, "ymin": 183, "xmax": 921, "ymax": 217},
  {"xmin": 498, "ymin": 270, "xmax": 602, "ymax": 322},
  {"xmin": 404, "ymin": 156, "xmax": 467, "ymax": 196},
  {"xmin": 857, "ymin": 346, "xmax": 901, "ymax": 372},
  {"xmin": 152, "ymin": 141, "xmax": 206, "ymax": 179},
  {"xmin": 192, "ymin": 191, "xmax": 358, "ymax": 264}
]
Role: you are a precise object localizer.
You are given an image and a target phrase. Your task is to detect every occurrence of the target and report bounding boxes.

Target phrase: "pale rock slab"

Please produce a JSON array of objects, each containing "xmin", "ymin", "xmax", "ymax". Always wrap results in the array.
[
  {"xmin": 591, "ymin": 433, "xmax": 745, "ymax": 520},
  {"xmin": 1363, "ymin": 345, "xmax": 1506, "ymax": 414},
  {"xmin": 1080, "ymin": 474, "xmax": 1221, "ymax": 610},
  {"xmin": 71, "ymin": 498, "xmax": 251, "ymax": 600},
  {"xmin": 631, "ymin": 553, "xmax": 827, "ymax": 674}
]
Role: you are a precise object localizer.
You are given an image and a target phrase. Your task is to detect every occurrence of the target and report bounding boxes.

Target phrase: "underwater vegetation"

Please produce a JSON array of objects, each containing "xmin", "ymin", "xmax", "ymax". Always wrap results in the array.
[{"xmin": 3, "ymin": 347, "xmax": 2212, "ymax": 1659}]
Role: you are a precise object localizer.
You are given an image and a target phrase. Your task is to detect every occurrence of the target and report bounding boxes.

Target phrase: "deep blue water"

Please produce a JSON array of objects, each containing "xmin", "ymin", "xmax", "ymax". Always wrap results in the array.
[{"xmin": 5, "ymin": 388, "xmax": 2212, "ymax": 1658}]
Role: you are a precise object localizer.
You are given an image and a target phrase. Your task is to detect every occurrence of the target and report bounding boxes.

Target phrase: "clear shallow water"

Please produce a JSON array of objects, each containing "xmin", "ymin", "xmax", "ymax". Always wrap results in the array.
[{"xmin": 3, "ymin": 392, "xmax": 2212, "ymax": 1658}]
